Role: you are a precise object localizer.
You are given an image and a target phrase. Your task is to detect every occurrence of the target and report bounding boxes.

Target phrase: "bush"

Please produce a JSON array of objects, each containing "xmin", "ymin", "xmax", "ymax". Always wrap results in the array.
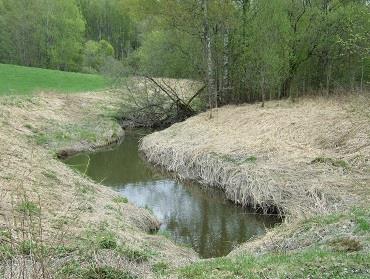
[{"xmin": 83, "ymin": 40, "xmax": 115, "ymax": 72}]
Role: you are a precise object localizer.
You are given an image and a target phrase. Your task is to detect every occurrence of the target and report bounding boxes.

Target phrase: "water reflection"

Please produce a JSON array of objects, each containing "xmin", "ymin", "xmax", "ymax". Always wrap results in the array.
[{"xmin": 65, "ymin": 130, "xmax": 280, "ymax": 258}]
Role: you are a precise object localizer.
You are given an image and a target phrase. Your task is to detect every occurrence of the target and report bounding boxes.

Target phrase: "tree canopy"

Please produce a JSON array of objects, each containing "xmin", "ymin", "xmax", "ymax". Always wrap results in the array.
[{"xmin": 0, "ymin": 0, "xmax": 369, "ymax": 103}]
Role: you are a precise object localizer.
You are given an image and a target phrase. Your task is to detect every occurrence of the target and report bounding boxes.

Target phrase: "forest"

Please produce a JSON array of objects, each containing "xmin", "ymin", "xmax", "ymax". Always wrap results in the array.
[{"xmin": 0, "ymin": 0, "xmax": 369, "ymax": 105}]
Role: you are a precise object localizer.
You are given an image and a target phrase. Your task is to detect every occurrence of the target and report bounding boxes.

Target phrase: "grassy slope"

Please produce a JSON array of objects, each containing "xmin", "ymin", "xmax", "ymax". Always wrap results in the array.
[
  {"xmin": 0, "ymin": 92, "xmax": 197, "ymax": 278},
  {"xmin": 179, "ymin": 208, "xmax": 370, "ymax": 278},
  {"xmin": 0, "ymin": 63, "xmax": 108, "ymax": 95},
  {"xmin": 140, "ymin": 95, "xmax": 370, "ymax": 278}
]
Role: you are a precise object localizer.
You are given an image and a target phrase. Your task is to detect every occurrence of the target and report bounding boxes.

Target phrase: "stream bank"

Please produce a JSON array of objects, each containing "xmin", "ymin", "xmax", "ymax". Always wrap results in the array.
[
  {"xmin": 0, "ymin": 91, "xmax": 197, "ymax": 279},
  {"xmin": 1, "ymin": 90, "xmax": 369, "ymax": 278},
  {"xmin": 140, "ymin": 94, "xmax": 370, "ymax": 274},
  {"xmin": 64, "ymin": 130, "xmax": 281, "ymax": 258}
]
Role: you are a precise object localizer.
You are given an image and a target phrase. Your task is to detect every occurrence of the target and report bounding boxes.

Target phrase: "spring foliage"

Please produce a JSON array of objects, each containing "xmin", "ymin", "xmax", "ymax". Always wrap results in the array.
[{"xmin": 0, "ymin": 0, "xmax": 369, "ymax": 102}]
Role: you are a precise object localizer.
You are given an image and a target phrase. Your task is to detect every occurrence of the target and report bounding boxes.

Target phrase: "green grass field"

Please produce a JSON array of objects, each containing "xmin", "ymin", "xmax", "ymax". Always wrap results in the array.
[{"xmin": 0, "ymin": 64, "xmax": 109, "ymax": 95}]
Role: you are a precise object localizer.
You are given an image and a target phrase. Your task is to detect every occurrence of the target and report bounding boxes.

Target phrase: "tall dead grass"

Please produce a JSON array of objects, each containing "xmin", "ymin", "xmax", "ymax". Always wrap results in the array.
[
  {"xmin": 140, "ymin": 94, "xmax": 370, "ymax": 219},
  {"xmin": 0, "ymin": 91, "xmax": 198, "ymax": 278}
]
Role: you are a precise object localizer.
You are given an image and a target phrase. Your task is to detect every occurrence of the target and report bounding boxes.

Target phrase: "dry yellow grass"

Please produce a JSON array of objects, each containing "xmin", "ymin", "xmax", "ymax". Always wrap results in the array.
[
  {"xmin": 141, "ymin": 94, "xmax": 370, "ymax": 219},
  {"xmin": 0, "ymin": 91, "xmax": 197, "ymax": 278}
]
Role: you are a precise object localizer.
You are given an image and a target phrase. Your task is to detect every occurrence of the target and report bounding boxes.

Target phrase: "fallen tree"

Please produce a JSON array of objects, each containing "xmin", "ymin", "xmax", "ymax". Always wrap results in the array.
[{"xmin": 119, "ymin": 77, "xmax": 205, "ymax": 128}]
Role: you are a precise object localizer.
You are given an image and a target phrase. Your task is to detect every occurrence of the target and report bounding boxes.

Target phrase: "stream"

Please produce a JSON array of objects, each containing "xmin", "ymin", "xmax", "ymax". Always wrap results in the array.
[{"xmin": 64, "ymin": 130, "xmax": 280, "ymax": 258}]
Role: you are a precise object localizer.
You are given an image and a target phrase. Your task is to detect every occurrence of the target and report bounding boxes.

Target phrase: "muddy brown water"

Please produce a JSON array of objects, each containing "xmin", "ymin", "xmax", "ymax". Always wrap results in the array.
[{"xmin": 64, "ymin": 130, "xmax": 281, "ymax": 258}]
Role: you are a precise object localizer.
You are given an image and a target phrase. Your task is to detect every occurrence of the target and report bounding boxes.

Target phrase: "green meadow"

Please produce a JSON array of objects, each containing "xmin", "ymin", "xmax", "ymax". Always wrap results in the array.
[{"xmin": 0, "ymin": 64, "xmax": 109, "ymax": 95}]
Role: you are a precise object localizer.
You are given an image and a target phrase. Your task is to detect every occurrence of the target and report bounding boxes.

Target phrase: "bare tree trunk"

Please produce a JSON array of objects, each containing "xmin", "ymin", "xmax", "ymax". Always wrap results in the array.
[
  {"xmin": 326, "ymin": 62, "xmax": 331, "ymax": 96},
  {"xmin": 361, "ymin": 58, "xmax": 364, "ymax": 93},
  {"xmin": 222, "ymin": 27, "xmax": 230, "ymax": 104},
  {"xmin": 261, "ymin": 73, "xmax": 265, "ymax": 108},
  {"xmin": 202, "ymin": 0, "xmax": 215, "ymax": 119}
]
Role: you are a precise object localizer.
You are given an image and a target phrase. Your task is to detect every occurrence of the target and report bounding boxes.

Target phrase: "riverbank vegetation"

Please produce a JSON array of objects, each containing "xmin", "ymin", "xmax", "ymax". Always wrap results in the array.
[
  {"xmin": 141, "ymin": 93, "xmax": 370, "ymax": 277},
  {"xmin": 141, "ymin": 94, "xmax": 370, "ymax": 217},
  {"xmin": 0, "ymin": 92, "xmax": 197, "ymax": 278}
]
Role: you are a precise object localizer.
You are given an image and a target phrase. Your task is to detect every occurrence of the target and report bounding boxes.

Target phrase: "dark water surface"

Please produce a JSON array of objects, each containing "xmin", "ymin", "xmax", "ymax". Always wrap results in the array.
[{"xmin": 65, "ymin": 130, "xmax": 280, "ymax": 258}]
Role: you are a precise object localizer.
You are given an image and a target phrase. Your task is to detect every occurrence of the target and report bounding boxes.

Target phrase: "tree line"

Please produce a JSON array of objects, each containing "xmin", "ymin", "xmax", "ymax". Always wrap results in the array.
[{"xmin": 0, "ymin": 0, "xmax": 369, "ymax": 104}]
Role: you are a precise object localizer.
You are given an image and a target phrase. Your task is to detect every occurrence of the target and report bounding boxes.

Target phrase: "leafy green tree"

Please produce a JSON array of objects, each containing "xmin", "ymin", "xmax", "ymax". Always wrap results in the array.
[
  {"xmin": 0, "ymin": 0, "xmax": 85, "ymax": 71},
  {"xmin": 82, "ymin": 40, "xmax": 115, "ymax": 72}
]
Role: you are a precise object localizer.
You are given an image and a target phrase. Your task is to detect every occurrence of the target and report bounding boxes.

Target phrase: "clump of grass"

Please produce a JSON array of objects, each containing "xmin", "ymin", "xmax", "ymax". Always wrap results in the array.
[
  {"xmin": 311, "ymin": 157, "xmax": 349, "ymax": 169},
  {"xmin": 82, "ymin": 266, "xmax": 136, "ymax": 279},
  {"xmin": 42, "ymin": 169, "xmax": 58, "ymax": 181},
  {"xmin": 244, "ymin": 156, "xmax": 257, "ymax": 163},
  {"xmin": 19, "ymin": 240, "xmax": 38, "ymax": 255},
  {"xmin": 17, "ymin": 200, "xmax": 41, "ymax": 215},
  {"xmin": 216, "ymin": 153, "xmax": 257, "ymax": 165},
  {"xmin": 356, "ymin": 217, "xmax": 370, "ymax": 232},
  {"xmin": 80, "ymin": 227, "xmax": 119, "ymax": 251},
  {"xmin": 152, "ymin": 261, "xmax": 169, "ymax": 276},
  {"xmin": 157, "ymin": 229, "xmax": 172, "ymax": 239},
  {"xmin": 33, "ymin": 132, "xmax": 49, "ymax": 145},
  {"xmin": 329, "ymin": 237, "xmax": 362, "ymax": 252},
  {"xmin": 0, "ymin": 230, "xmax": 14, "ymax": 259},
  {"xmin": 58, "ymin": 262, "xmax": 136, "ymax": 279},
  {"xmin": 76, "ymin": 183, "xmax": 95, "ymax": 195},
  {"xmin": 112, "ymin": 196, "xmax": 128, "ymax": 204},
  {"xmin": 0, "ymin": 243, "xmax": 14, "ymax": 259},
  {"xmin": 24, "ymin": 123, "xmax": 33, "ymax": 130},
  {"xmin": 53, "ymin": 244, "xmax": 76, "ymax": 257},
  {"xmin": 97, "ymin": 232, "xmax": 117, "ymax": 249},
  {"xmin": 352, "ymin": 208, "xmax": 370, "ymax": 233},
  {"xmin": 116, "ymin": 246, "xmax": 153, "ymax": 263},
  {"xmin": 56, "ymin": 260, "xmax": 83, "ymax": 278}
]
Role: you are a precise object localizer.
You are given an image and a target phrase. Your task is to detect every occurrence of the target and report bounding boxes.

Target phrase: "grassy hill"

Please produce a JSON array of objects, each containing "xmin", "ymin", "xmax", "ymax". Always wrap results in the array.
[
  {"xmin": 141, "ymin": 95, "xmax": 370, "ymax": 278},
  {"xmin": 0, "ymin": 64, "xmax": 109, "ymax": 95}
]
